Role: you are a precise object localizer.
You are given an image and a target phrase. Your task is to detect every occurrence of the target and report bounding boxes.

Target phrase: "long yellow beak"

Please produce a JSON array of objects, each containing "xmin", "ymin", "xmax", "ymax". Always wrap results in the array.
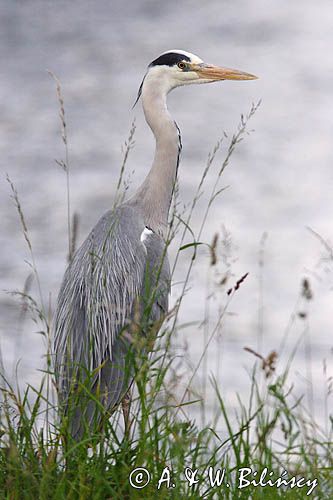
[{"xmin": 193, "ymin": 63, "xmax": 258, "ymax": 81}]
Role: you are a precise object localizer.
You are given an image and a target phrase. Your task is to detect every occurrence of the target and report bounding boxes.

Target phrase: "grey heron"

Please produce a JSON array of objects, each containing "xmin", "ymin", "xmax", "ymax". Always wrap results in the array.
[{"xmin": 53, "ymin": 49, "xmax": 257, "ymax": 440}]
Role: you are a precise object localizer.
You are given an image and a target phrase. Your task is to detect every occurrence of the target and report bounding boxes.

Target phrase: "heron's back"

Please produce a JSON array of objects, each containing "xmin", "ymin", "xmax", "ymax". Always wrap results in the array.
[{"xmin": 53, "ymin": 203, "xmax": 170, "ymax": 439}]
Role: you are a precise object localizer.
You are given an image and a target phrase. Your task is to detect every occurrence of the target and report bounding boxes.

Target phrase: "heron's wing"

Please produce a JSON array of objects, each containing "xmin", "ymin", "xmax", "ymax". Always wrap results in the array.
[{"xmin": 53, "ymin": 204, "xmax": 170, "ymax": 436}]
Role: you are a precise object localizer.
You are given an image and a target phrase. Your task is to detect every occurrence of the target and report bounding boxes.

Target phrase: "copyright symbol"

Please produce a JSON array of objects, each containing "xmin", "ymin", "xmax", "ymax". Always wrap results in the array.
[{"xmin": 129, "ymin": 467, "xmax": 150, "ymax": 489}]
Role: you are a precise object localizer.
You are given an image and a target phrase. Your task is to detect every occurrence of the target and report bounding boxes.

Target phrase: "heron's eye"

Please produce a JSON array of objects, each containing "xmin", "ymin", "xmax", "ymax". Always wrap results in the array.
[{"xmin": 177, "ymin": 62, "xmax": 186, "ymax": 70}]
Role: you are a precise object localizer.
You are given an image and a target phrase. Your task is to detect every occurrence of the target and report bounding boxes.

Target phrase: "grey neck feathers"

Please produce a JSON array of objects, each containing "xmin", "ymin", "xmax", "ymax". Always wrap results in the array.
[{"xmin": 130, "ymin": 78, "xmax": 181, "ymax": 236}]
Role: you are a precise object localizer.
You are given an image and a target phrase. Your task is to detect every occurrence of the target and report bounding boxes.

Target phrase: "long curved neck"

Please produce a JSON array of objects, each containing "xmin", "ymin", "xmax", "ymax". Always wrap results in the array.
[{"xmin": 131, "ymin": 77, "xmax": 181, "ymax": 235}]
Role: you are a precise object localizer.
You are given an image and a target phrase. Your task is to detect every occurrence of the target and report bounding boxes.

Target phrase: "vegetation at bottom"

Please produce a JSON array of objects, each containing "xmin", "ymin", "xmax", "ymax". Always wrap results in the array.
[{"xmin": 0, "ymin": 336, "xmax": 332, "ymax": 499}]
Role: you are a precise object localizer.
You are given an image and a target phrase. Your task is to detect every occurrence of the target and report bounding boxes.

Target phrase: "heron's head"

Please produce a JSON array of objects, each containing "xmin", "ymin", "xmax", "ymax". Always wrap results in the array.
[{"xmin": 136, "ymin": 49, "xmax": 257, "ymax": 103}]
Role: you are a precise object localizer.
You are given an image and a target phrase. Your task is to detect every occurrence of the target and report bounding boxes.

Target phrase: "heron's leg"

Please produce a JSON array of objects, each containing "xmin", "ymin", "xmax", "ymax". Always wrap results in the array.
[{"xmin": 121, "ymin": 387, "xmax": 132, "ymax": 438}]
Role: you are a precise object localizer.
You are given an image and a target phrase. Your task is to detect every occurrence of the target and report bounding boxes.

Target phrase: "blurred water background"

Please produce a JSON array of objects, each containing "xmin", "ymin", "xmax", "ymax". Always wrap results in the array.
[{"xmin": 0, "ymin": 0, "xmax": 332, "ymax": 426}]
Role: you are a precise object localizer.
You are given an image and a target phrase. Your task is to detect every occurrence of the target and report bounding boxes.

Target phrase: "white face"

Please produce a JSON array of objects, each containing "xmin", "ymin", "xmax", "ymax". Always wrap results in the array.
[
  {"xmin": 138, "ymin": 49, "xmax": 257, "ymax": 101},
  {"xmin": 145, "ymin": 50, "xmax": 209, "ymax": 93}
]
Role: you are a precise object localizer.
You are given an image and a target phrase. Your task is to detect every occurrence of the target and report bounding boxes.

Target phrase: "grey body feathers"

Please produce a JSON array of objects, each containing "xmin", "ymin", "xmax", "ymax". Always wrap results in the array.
[{"xmin": 53, "ymin": 203, "xmax": 170, "ymax": 439}]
